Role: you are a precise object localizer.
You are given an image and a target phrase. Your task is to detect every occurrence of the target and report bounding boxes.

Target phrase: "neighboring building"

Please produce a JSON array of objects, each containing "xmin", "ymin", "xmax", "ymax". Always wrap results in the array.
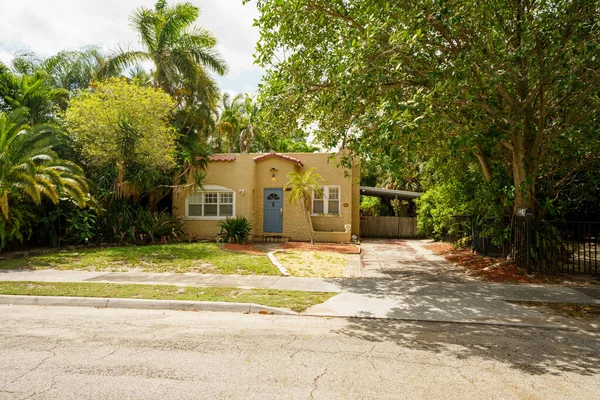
[{"xmin": 172, "ymin": 151, "xmax": 360, "ymax": 242}]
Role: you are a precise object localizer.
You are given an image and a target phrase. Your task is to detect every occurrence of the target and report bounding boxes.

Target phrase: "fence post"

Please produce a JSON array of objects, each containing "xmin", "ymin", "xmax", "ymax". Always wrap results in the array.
[
  {"xmin": 471, "ymin": 216, "xmax": 476, "ymax": 254},
  {"xmin": 516, "ymin": 208, "xmax": 534, "ymax": 274},
  {"xmin": 526, "ymin": 215, "xmax": 531, "ymax": 275}
]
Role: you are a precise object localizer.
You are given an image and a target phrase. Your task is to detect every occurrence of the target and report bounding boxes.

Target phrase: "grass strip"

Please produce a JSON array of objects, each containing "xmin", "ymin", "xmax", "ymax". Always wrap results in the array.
[
  {"xmin": 0, "ymin": 281, "xmax": 334, "ymax": 313},
  {"xmin": 0, "ymin": 243, "xmax": 280, "ymax": 276}
]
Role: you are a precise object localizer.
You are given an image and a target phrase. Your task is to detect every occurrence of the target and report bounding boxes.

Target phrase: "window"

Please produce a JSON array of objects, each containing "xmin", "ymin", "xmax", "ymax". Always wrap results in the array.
[
  {"xmin": 187, "ymin": 186, "xmax": 235, "ymax": 219},
  {"xmin": 312, "ymin": 186, "xmax": 340, "ymax": 215}
]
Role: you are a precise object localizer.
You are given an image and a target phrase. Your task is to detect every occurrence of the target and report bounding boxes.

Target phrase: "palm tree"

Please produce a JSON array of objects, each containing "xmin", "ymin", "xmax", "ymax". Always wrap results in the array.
[
  {"xmin": 216, "ymin": 92, "xmax": 244, "ymax": 152},
  {"xmin": 10, "ymin": 47, "xmax": 123, "ymax": 92},
  {"xmin": 0, "ymin": 70, "xmax": 68, "ymax": 124},
  {"xmin": 0, "ymin": 109, "xmax": 88, "ymax": 219},
  {"xmin": 239, "ymin": 95, "xmax": 261, "ymax": 153},
  {"xmin": 284, "ymin": 168, "xmax": 324, "ymax": 246},
  {"xmin": 110, "ymin": 0, "xmax": 227, "ymax": 102}
]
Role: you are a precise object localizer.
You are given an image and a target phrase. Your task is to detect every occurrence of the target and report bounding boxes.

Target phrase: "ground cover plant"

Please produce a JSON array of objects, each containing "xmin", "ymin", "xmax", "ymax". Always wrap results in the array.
[
  {"xmin": 0, "ymin": 281, "xmax": 335, "ymax": 312},
  {"xmin": 0, "ymin": 242, "xmax": 280, "ymax": 275}
]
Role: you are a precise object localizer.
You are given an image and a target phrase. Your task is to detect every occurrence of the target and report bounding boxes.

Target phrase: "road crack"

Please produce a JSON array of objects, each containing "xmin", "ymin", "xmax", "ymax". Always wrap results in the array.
[{"xmin": 309, "ymin": 367, "xmax": 328, "ymax": 399}]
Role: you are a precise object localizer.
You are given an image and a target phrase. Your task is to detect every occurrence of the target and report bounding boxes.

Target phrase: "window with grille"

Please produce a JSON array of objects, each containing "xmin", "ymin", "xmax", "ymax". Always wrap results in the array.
[
  {"xmin": 187, "ymin": 188, "xmax": 234, "ymax": 219},
  {"xmin": 312, "ymin": 186, "xmax": 341, "ymax": 215}
]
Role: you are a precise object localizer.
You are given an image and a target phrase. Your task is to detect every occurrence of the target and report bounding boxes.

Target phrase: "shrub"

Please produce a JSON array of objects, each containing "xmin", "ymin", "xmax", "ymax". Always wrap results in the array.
[
  {"xmin": 108, "ymin": 203, "xmax": 184, "ymax": 245},
  {"xmin": 218, "ymin": 216, "xmax": 252, "ymax": 244},
  {"xmin": 39, "ymin": 200, "xmax": 101, "ymax": 246},
  {"xmin": 0, "ymin": 207, "xmax": 34, "ymax": 251},
  {"xmin": 530, "ymin": 218, "xmax": 566, "ymax": 273},
  {"xmin": 133, "ymin": 209, "xmax": 184, "ymax": 244},
  {"xmin": 360, "ymin": 196, "xmax": 382, "ymax": 216}
]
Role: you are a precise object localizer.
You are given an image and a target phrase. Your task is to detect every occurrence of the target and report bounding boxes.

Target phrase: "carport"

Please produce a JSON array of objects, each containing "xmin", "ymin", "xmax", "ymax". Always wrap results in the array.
[{"xmin": 359, "ymin": 186, "xmax": 422, "ymax": 238}]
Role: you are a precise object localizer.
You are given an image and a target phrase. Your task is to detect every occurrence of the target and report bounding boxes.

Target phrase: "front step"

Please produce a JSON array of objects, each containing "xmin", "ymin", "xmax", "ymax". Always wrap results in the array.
[{"xmin": 252, "ymin": 235, "xmax": 291, "ymax": 243}]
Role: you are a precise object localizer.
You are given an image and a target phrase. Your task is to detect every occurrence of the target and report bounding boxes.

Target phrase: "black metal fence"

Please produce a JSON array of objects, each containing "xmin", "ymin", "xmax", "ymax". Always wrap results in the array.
[
  {"xmin": 447, "ymin": 215, "xmax": 599, "ymax": 275},
  {"xmin": 446, "ymin": 215, "xmax": 509, "ymax": 258},
  {"xmin": 514, "ymin": 217, "xmax": 599, "ymax": 275}
]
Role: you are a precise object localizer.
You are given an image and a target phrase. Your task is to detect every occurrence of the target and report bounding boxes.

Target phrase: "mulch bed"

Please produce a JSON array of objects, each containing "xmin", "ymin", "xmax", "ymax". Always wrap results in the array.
[
  {"xmin": 223, "ymin": 243, "xmax": 267, "ymax": 256},
  {"xmin": 517, "ymin": 302, "xmax": 600, "ymax": 320},
  {"xmin": 280, "ymin": 242, "xmax": 360, "ymax": 254},
  {"xmin": 424, "ymin": 242, "xmax": 575, "ymax": 284},
  {"xmin": 223, "ymin": 242, "xmax": 360, "ymax": 255}
]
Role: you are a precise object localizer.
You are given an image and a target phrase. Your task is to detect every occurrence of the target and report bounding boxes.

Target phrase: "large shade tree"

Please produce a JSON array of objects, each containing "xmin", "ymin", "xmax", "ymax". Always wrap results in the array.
[
  {"xmin": 249, "ymin": 0, "xmax": 600, "ymax": 215},
  {"xmin": 65, "ymin": 78, "xmax": 176, "ymax": 206}
]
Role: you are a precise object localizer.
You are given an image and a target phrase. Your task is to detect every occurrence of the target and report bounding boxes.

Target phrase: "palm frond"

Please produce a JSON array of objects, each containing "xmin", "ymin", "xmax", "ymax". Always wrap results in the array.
[
  {"xmin": 157, "ymin": 2, "xmax": 199, "ymax": 49},
  {"xmin": 106, "ymin": 49, "xmax": 152, "ymax": 76},
  {"xmin": 130, "ymin": 7, "xmax": 158, "ymax": 53}
]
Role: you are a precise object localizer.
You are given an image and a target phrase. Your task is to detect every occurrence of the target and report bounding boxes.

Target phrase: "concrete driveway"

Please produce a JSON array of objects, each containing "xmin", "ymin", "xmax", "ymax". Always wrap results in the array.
[
  {"xmin": 360, "ymin": 239, "xmax": 472, "ymax": 282},
  {"xmin": 306, "ymin": 239, "xmax": 598, "ymax": 327}
]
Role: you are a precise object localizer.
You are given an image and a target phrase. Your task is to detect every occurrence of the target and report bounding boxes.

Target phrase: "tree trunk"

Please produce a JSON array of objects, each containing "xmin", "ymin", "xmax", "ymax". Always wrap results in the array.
[
  {"xmin": 301, "ymin": 201, "xmax": 315, "ymax": 246},
  {"xmin": 511, "ymin": 135, "xmax": 536, "ymax": 213}
]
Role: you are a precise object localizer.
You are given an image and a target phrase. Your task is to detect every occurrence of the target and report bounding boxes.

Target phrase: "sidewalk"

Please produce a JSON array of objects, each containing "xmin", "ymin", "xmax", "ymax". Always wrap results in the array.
[{"xmin": 1, "ymin": 269, "xmax": 598, "ymax": 328}]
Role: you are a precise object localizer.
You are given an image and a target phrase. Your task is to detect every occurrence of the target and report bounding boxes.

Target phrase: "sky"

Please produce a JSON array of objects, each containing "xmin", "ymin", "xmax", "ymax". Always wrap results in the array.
[{"xmin": 0, "ymin": 0, "xmax": 263, "ymax": 95}]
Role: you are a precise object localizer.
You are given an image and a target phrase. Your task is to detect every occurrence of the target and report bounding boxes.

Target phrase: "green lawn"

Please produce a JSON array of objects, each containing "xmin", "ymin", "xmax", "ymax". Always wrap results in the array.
[
  {"xmin": 0, "ymin": 282, "xmax": 335, "ymax": 313},
  {"xmin": 0, "ymin": 243, "xmax": 280, "ymax": 275}
]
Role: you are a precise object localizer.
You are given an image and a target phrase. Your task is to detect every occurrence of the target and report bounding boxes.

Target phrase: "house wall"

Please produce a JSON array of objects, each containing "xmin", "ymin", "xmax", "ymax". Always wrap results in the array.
[
  {"xmin": 172, "ymin": 152, "xmax": 359, "ymax": 242},
  {"xmin": 172, "ymin": 154, "xmax": 257, "ymax": 238}
]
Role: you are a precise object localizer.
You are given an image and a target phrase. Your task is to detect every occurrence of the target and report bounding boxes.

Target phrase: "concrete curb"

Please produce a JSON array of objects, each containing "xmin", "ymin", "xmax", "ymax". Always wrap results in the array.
[
  {"xmin": 267, "ymin": 250, "xmax": 290, "ymax": 276},
  {"xmin": 0, "ymin": 295, "xmax": 297, "ymax": 315}
]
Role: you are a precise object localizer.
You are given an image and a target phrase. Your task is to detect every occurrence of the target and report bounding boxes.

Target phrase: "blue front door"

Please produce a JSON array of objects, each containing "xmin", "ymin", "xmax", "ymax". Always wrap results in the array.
[{"xmin": 264, "ymin": 188, "xmax": 283, "ymax": 233}]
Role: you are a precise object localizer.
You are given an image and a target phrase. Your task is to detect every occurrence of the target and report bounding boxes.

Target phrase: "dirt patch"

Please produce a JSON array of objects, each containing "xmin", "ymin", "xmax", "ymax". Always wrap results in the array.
[
  {"xmin": 223, "ymin": 244, "xmax": 267, "ymax": 256},
  {"xmin": 424, "ymin": 243, "xmax": 576, "ymax": 284},
  {"xmin": 275, "ymin": 250, "xmax": 348, "ymax": 278},
  {"xmin": 281, "ymin": 242, "xmax": 360, "ymax": 254},
  {"xmin": 385, "ymin": 240, "xmax": 410, "ymax": 246}
]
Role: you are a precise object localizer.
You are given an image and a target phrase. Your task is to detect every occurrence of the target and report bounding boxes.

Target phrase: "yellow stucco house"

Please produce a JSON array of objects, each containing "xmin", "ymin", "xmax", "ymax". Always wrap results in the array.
[{"xmin": 172, "ymin": 151, "xmax": 360, "ymax": 242}]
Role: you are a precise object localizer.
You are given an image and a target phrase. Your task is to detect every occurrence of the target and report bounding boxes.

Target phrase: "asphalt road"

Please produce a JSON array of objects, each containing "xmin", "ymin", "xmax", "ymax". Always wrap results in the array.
[{"xmin": 0, "ymin": 305, "xmax": 598, "ymax": 399}]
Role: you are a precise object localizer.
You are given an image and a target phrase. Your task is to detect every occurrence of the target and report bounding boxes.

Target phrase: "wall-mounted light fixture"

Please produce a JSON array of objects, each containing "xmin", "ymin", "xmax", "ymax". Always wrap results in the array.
[{"xmin": 270, "ymin": 167, "xmax": 278, "ymax": 182}]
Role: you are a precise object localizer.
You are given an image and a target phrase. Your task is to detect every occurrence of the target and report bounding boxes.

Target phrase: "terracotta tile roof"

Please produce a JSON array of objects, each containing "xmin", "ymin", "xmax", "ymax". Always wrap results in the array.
[
  {"xmin": 253, "ymin": 151, "xmax": 304, "ymax": 166},
  {"xmin": 209, "ymin": 155, "xmax": 237, "ymax": 162}
]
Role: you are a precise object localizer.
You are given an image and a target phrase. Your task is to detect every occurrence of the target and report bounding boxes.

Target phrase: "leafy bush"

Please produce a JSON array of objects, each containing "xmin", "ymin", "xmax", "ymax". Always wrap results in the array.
[
  {"xmin": 0, "ymin": 207, "xmax": 34, "ymax": 251},
  {"xmin": 416, "ymin": 164, "xmax": 512, "ymax": 243},
  {"xmin": 529, "ymin": 219, "xmax": 566, "ymax": 273},
  {"xmin": 218, "ymin": 216, "xmax": 252, "ymax": 244},
  {"xmin": 133, "ymin": 209, "xmax": 185, "ymax": 244},
  {"xmin": 108, "ymin": 203, "xmax": 184, "ymax": 245},
  {"xmin": 360, "ymin": 196, "xmax": 382, "ymax": 216},
  {"xmin": 39, "ymin": 200, "xmax": 101, "ymax": 246}
]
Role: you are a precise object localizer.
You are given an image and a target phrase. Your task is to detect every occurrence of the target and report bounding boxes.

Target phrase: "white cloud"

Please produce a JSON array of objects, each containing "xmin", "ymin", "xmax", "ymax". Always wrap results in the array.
[{"xmin": 0, "ymin": 0, "xmax": 263, "ymax": 94}]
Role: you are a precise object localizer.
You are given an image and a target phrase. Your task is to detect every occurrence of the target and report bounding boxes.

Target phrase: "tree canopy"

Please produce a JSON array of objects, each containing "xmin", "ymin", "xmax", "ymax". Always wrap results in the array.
[
  {"xmin": 65, "ymin": 78, "xmax": 177, "ymax": 201},
  {"xmin": 250, "ymin": 0, "xmax": 600, "ymax": 216}
]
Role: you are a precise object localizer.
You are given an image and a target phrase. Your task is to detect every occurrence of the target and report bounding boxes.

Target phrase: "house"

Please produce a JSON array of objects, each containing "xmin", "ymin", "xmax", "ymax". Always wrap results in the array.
[{"xmin": 172, "ymin": 151, "xmax": 360, "ymax": 242}]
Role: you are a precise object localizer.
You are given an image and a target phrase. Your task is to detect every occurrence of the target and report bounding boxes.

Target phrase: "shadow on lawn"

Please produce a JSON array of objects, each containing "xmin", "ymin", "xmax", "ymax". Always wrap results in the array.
[{"xmin": 334, "ymin": 316, "xmax": 600, "ymax": 376}]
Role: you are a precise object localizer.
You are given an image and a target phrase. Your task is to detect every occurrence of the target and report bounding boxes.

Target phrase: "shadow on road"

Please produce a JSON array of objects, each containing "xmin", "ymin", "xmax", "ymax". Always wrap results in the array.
[{"xmin": 333, "ymin": 317, "xmax": 600, "ymax": 376}]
